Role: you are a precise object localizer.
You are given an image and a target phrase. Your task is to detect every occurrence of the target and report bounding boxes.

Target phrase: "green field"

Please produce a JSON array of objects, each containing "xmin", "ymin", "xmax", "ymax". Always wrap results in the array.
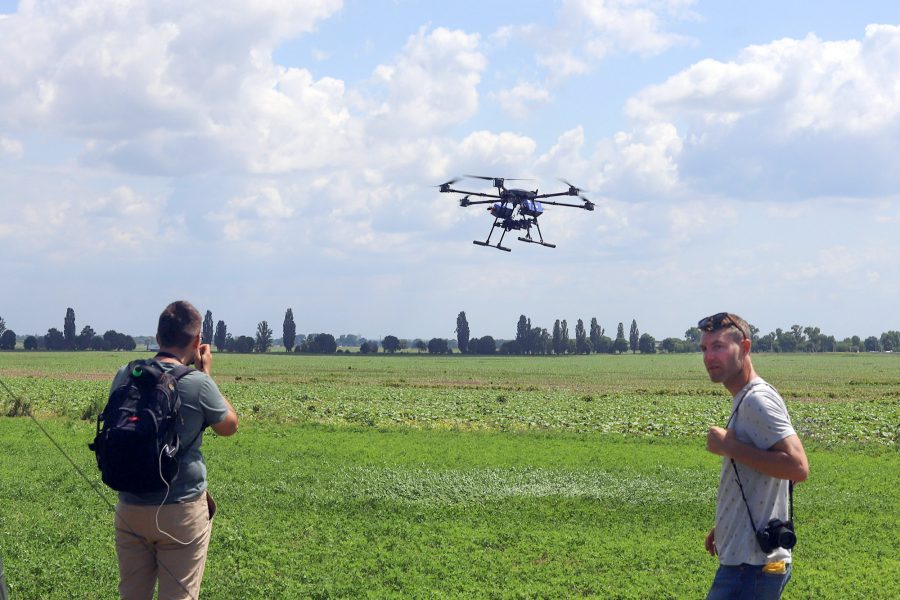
[{"xmin": 1, "ymin": 352, "xmax": 898, "ymax": 598}]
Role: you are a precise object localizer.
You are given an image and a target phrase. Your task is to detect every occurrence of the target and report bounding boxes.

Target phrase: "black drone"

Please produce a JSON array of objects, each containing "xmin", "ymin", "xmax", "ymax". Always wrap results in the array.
[{"xmin": 437, "ymin": 175, "xmax": 594, "ymax": 251}]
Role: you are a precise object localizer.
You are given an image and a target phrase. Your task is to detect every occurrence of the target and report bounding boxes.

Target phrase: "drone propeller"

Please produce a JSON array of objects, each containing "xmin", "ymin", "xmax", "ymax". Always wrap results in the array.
[
  {"xmin": 434, "ymin": 177, "xmax": 462, "ymax": 187},
  {"xmin": 558, "ymin": 178, "xmax": 585, "ymax": 195},
  {"xmin": 465, "ymin": 174, "xmax": 533, "ymax": 182}
]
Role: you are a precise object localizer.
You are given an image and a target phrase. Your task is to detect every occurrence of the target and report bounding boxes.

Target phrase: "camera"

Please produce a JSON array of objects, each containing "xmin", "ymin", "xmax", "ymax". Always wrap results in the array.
[{"xmin": 756, "ymin": 519, "xmax": 796, "ymax": 553}]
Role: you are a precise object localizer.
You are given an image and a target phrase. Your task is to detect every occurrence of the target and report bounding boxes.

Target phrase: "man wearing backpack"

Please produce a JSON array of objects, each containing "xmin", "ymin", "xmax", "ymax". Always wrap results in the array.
[{"xmin": 111, "ymin": 300, "xmax": 238, "ymax": 600}]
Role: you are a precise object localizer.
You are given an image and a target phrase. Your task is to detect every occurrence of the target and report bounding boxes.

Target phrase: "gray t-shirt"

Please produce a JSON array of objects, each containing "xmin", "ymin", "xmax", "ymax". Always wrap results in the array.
[
  {"xmin": 715, "ymin": 377, "xmax": 796, "ymax": 566},
  {"xmin": 111, "ymin": 360, "xmax": 229, "ymax": 505}
]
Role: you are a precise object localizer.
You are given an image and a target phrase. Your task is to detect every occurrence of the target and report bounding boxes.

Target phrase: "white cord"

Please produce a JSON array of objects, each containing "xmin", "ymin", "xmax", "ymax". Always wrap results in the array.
[{"xmin": 154, "ymin": 445, "xmax": 213, "ymax": 545}]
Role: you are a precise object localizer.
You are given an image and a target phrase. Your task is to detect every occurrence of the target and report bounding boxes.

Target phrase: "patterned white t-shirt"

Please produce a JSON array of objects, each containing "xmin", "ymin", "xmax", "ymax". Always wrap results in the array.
[{"xmin": 714, "ymin": 377, "xmax": 797, "ymax": 565}]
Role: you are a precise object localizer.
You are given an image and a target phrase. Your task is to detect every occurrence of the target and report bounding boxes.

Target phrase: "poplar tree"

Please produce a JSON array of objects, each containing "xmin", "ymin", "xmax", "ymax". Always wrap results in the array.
[
  {"xmin": 202, "ymin": 311, "xmax": 214, "ymax": 345},
  {"xmin": 64, "ymin": 308, "xmax": 76, "ymax": 350},
  {"xmin": 214, "ymin": 320, "xmax": 227, "ymax": 352},
  {"xmin": 456, "ymin": 311, "xmax": 470, "ymax": 354},
  {"xmin": 283, "ymin": 308, "xmax": 296, "ymax": 352},
  {"xmin": 629, "ymin": 319, "xmax": 640, "ymax": 353}
]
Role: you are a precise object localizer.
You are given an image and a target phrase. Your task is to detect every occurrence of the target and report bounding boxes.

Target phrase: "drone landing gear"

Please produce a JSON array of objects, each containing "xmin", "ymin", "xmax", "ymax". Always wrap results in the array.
[
  {"xmin": 517, "ymin": 219, "xmax": 556, "ymax": 248},
  {"xmin": 517, "ymin": 237, "xmax": 556, "ymax": 248},
  {"xmin": 473, "ymin": 240, "xmax": 511, "ymax": 252},
  {"xmin": 473, "ymin": 217, "xmax": 512, "ymax": 251}
]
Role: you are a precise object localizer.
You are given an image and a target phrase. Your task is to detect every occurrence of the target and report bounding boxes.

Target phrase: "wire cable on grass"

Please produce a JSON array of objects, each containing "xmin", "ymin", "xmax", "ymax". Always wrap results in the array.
[{"xmin": 0, "ymin": 376, "xmax": 199, "ymax": 600}]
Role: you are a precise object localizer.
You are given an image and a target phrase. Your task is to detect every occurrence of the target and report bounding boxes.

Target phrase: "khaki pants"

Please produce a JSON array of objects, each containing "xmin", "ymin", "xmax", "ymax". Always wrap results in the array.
[{"xmin": 115, "ymin": 492, "xmax": 216, "ymax": 600}]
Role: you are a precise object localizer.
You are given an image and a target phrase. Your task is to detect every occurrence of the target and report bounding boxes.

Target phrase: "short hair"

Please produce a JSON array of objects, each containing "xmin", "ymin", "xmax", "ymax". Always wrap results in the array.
[
  {"xmin": 698, "ymin": 312, "xmax": 751, "ymax": 344},
  {"xmin": 157, "ymin": 300, "xmax": 201, "ymax": 349},
  {"xmin": 723, "ymin": 313, "xmax": 751, "ymax": 344}
]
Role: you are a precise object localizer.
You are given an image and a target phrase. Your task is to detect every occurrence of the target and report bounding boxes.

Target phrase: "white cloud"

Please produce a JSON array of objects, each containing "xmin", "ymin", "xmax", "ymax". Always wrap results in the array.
[
  {"xmin": 529, "ymin": 0, "xmax": 697, "ymax": 82},
  {"xmin": 0, "ymin": 0, "xmax": 345, "ymax": 175},
  {"xmin": 5, "ymin": 184, "xmax": 180, "ymax": 261},
  {"xmin": 367, "ymin": 26, "xmax": 486, "ymax": 135},
  {"xmin": 0, "ymin": 136, "xmax": 23, "ymax": 158},
  {"xmin": 615, "ymin": 25, "xmax": 900, "ymax": 201},
  {"xmin": 490, "ymin": 82, "xmax": 552, "ymax": 119}
]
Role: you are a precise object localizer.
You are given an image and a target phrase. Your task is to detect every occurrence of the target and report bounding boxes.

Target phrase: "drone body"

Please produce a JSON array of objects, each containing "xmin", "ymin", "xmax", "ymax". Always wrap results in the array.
[{"xmin": 438, "ymin": 175, "xmax": 594, "ymax": 252}]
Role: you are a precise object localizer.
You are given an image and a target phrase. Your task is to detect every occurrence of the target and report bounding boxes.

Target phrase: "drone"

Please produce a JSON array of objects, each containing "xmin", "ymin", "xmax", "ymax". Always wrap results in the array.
[{"xmin": 437, "ymin": 175, "xmax": 594, "ymax": 252}]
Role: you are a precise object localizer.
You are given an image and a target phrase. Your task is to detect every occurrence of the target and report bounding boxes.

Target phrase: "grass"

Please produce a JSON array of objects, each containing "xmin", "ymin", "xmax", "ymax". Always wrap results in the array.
[{"xmin": 0, "ymin": 351, "xmax": 898, "ymax": 598}]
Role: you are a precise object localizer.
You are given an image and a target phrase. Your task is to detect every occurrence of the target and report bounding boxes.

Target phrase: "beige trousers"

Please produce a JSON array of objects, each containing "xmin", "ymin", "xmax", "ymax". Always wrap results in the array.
[{"xmin": 115, "ymin": 492, "xmax": 216, "ymax": 600}]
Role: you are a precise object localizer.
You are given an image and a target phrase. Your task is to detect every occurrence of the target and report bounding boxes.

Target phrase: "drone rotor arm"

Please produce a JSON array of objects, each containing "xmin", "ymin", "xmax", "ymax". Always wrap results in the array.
[{"xmin": 539, "ymin": 200, "xmax": 595, "ymax": 210}]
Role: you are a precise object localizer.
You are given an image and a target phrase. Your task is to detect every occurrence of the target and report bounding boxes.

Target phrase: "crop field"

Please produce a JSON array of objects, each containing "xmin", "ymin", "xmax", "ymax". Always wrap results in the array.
[{"xmin": 0, "ymin": 351, "xmax": 898, "ymax": 598}]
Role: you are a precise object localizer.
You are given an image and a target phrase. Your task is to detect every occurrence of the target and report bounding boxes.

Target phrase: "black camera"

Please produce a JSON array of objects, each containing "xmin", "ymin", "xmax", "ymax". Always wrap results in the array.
[{"xmin": 756, "ymin": 519, "xmax": 796, "ymax": 553}]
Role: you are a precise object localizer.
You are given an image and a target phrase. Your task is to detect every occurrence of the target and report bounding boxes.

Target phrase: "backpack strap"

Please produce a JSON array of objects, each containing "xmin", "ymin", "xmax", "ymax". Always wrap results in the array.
[{"xmin": 162, "ymin": 363, "xmax": 209, "ymax": 454}]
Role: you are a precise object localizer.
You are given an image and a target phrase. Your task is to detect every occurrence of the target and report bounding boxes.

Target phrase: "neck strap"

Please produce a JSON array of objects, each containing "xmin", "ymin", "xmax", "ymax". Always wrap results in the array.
[{"xmin": 726, "ymin": 383, "xmax": 795, "ymax": 535}]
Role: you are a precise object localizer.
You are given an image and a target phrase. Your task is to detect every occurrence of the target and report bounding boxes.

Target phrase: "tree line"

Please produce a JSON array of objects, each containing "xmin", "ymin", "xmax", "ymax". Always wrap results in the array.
[
  {"xmin": 2, "ymin": 309, "xmax": 899, "ymax": 356},
  {"xmin": 0, "ymin": 309, "xmax": 137, "ymax": 351}
]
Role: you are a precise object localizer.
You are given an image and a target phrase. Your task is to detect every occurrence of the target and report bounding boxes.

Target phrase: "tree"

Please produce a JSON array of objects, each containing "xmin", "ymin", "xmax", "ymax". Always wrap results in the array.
[
  {"xmin": 45, "ymin": 328, "xmax": 65, "ymax": 350},
  {"xmin": 660, "ymin": 337, "xmax": 683, "ymax": 353},
  {"xmin": 880, "ymin": 331, "xmax": 900, "ymax": 352},
  {"xmin": 76, "ymin": 325, "xmax": 96, "ymax": 351},
  {"xmin": 613, "ymin": 322, "xmax": 629, "ymax": 354},
  {"xmin": 64, "ymin": 307, "xmax": 76, "ymax": 350},
  {"xmin": 629, "ymin": 320, "xmax": 639, "ymax": 353},
  {"xmin": 0, "ymin": 330, "xmax": 16, "ymax": 350},
  {"xmin": 282, "ymin": 308, "xmax": 296, "ymax": 352},
  {"xmin": 684, "ymin": 327, "xmax": 701, "ymax": 352},
  {"xmin": 595, "ymin": 335, "xmax": 613, "ymax": 354},
  {"xmin": 864, "ymin": 336, "xmax": 880, "ymax": 352},
  {"xmin": 24, "ymin": 336, "xmax": 38, "ymax": 351},
  {"xmin": 575, "ymin": 319, "xmax": 591, "ymax": 354},
  {"xmin": 499, "ymin": 340, "xmax": 519, "ymax": 355},
  {"xmin": 214, "ymin": 320, "xmax": 227, "ymax": 352},
  {"xmin": 589, "ymin": 318, "xmax": 604, "ymax": 353},
  {"xmin": 0, "ymin": 316, "xmax": 5, "ymax": 337},
  {"xmin": 255, "ymin": 321, "xmax": 273, "ymax": 353},
  {"xmin": 302, "ymin": 333, "xmax": 337, "ymax": 353},
  {"xmin": 382, "ymin": 335, "xmax": 401, "ymax": 353},
  {"xmin": 232, "ymin": 335, "xmax": 255, "ymax": 353},
  {"xmin": 638, "ymin": 333, "xmax": 657, "ymax": 354},
  {"xmin": 515, "ymin": 315, "xmax": 529, "ymax": 355},
  {"xmin": 201, "ymin": 310, "xmax": 214, "ymax": 345},
  {"xmin": 473, "ymin": 335, "xmax": 496, "ymax": 354},
  {"xmin": 552, "ymin": 320, "xmax": 563, "ymax": 355},
  {"xmin": 427, "ymin": 338, "xmax": 449, "ymax": 354},
  {"xmin": 561, "ymin": 320, "xmax": 569, "ymax": 354},
  {"xmin": 456, "ymin": 311, "xmax": 470, "ymax": 354}
]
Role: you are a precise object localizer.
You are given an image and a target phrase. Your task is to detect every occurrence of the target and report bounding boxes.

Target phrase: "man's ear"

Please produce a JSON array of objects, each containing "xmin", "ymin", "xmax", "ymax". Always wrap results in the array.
[
  {"xmin": 741, "ymin": 338, "xmax": 752, "ymax": 355},
  {"xmin": 192, "ymin": 334, "xmax": 201, "ymax": 348}
]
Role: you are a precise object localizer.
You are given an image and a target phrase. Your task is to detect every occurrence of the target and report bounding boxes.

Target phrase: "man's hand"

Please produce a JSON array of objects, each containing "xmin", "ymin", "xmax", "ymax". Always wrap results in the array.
[
  {"xmin": 194, "ymin": 343, "xmax": 213, "ymax": 375},
  {"xmin": 706, "ymin": 426, "xmax": 735, "ymax": 457},
  {"xmin": 705, "ymin": 527, "xmax": 717, "ymax": 556}
]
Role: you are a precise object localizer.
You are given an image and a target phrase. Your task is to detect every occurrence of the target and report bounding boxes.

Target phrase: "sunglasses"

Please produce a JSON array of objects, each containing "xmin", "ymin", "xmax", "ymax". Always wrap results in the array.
[{"xmin": 697, "ymin": 312, "xmax": 747, "ymax": 340}]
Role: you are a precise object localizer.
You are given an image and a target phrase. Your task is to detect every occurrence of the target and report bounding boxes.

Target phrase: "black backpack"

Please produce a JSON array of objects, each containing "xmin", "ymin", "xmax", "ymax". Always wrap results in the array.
[{"xmin": 89, "ymin": 359, "xmax": 193, "ymax": 494}]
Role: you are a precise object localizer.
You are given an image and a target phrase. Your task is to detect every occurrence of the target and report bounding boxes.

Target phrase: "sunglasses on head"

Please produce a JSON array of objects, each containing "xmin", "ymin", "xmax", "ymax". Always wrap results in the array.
[{"xmin": 697, "ymin": 312, "xmax": 747, "ymax": 339}]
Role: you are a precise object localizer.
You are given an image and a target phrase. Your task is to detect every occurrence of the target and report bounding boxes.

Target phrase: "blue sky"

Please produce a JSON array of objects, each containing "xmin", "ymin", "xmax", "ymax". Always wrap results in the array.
[{"xmin": 2, "ymin": 1, "xmax": 900, "ymax": 342}]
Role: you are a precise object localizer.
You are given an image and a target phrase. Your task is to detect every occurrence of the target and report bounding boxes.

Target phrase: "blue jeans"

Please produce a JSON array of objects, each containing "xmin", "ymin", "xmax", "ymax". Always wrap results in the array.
[{"xmin": 707, "ymin": 563, "xmax": 792, "ymax": 600}]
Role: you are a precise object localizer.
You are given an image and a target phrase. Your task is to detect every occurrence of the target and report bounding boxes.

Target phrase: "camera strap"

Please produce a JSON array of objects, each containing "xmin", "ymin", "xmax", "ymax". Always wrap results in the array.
[{"xmin": 725, "ymin": 383, "xmax": 794, "ymax": 537}]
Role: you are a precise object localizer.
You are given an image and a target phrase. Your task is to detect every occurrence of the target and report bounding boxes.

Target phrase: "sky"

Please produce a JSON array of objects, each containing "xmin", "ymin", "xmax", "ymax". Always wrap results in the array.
[{"xmin": 2, "ymin": 0, "xmax": 900, "ymax": 342}]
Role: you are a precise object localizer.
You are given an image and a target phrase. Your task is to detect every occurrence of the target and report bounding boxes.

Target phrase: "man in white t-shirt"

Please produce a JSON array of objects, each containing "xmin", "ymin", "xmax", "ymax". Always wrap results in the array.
[{"xmin": 699, "ymin": 312, "xmax": 809, "ymax": 600}]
